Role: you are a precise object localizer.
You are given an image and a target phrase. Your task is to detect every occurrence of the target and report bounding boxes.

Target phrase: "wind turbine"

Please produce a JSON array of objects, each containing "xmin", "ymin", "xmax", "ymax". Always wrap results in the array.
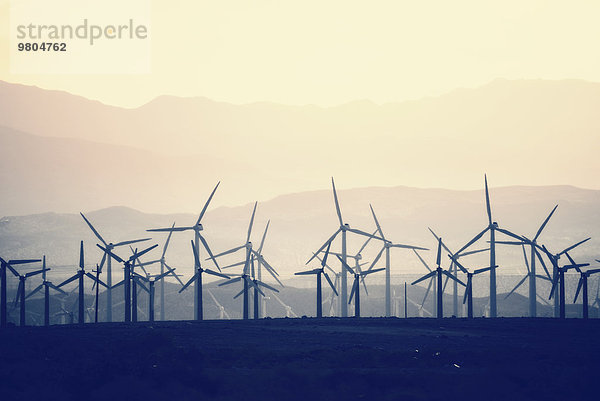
[
  {"xmin": 454, "ymin": 175, "xmax": 523, "ymax": 318},
  {"xmin": 80, "ymin": 212, "xmax": 149, "ymax": 322},
  {"xmin": 133, "ymin": 266, "xmax": 177, "ymax": 322},
  {"xmin": 26, "ymin": 256, "xmax": 67, "ymax": 326},
  {"xmin": 0, "ymin": 257, "xmax": 40, "ymax": 327},
  {"xmin": 208, "ymin": 289, "xmax": 230, "ymax": 319},
  {"xmin": 336, "ymin": 255, "xmax": 384, "ymax": 317},
  {"xmin": 9, "ymin": 264, "xmax": 48, "ymax": 326},
  {"xmin": 367, "ymin": 205, "xmax": 428, "ymax": 317},
  {"xmin": 412, "ymin": 238, "xmax": 465, "ymax": 318},
  {"xmin": 503, "ymin": 245, "xmax": 552, "ymax": 314},
  {"xmin": 97, "ymin": 243, "xmax": 158, "ymax": 322},
  {"xmin": 462, "ymin": 265, "xmax": 497, "ymax": 318},
  {"xmin": 179, "ymin": 240, "xmax": 230, "ymax": 320},
  {"xmin": 495, "ymin": 205, "xmax": 557, "ymax": 317},
  {"xmin": 295, "ymin": 243, "xmax": 338, "ymax": 318},
  {"xmin": 147, "ymin": 182, "xmax": 221, "ymax": 320},
  {"xmin": 540, "ymin": 238, "xmax": 591, "ymax": 318},
  {"xmin": 272, "ymin": 293, "xmax": 298, "ymax": 318},
  {"xmin": 57, "ymin": 241, "xmax": 107, "ymax": 325},
  {"xmin": 573, "ymin": 265, "xmax": 600, "ymax": 319},
  {"xmin": 428, "ymin": 228, "xmax": 487, "ymax": 317},
  {"xmin": 213, "ymin": 202, "xmax": 282, "ymax": 319},
  {"xmin": 306, "ymin": 178, "xmax": 384, "ymax": 317}
]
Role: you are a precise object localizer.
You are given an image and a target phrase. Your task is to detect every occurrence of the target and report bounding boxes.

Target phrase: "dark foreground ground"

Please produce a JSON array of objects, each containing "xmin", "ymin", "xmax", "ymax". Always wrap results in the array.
[{"xmin": 1, "ymin": 318, "xmax": 598, "ymax": 401}]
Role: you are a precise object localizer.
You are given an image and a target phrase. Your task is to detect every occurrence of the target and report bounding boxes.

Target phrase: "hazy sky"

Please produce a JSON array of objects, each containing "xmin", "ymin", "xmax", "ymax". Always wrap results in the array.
[{"xmin": 2, "ymin": 0, "xmax": 600, "ymax": 107}]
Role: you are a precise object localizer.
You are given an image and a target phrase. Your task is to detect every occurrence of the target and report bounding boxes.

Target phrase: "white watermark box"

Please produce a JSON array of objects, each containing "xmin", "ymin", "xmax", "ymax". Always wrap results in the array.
[{"xmin": 9, "ymin": 0, "xmax": 151, "ymax": 74}]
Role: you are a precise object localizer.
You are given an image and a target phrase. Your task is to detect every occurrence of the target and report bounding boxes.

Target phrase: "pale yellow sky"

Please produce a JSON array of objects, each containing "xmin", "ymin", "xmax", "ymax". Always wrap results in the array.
[{"xmin": 1, "ymin": 0, "xmax": 600, "ymax": 107}]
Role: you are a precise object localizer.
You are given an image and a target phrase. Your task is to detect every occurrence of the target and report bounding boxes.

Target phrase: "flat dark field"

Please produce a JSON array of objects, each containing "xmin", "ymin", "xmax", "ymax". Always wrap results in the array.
[{"xmin": 1, "ymin": 318, "xmax": 598, "ymax": 401}]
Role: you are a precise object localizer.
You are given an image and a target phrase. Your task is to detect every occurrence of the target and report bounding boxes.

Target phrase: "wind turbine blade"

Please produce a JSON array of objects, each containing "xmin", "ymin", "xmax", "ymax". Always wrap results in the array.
[
  {"xmin": 221, "ymin": 260, "xmax": 247, "ymax": 269},
  {"xmin": 179, "ymin": 274, "xmax": 198, "ymax": 293},
  {"xmin": 147, "ymin": 226, "xmax": 193, "ymax": 232},
  {"xmin": 460, "ymin": 248, "xmax": 489, "ymax": 257},
  {"xmin": 96, "ymin": 244, "xmax": 124, "ymax": 264},
  {"xmin": 369, "ymin": 204, "xmax": 386, "ymax": 240},
  {"xmin": 249, "ymin": 280, "xmax": 266, "ymax": 297},
  {"xmin": 48, "ymin": 283, "xmax": 67, "ymax": 294},
  {"xmin": 504, "ymin": 275, "xmax": 527, "ymax": 300},
  {"xmin": 534, "ymin": 247, "xmax": 552, "ymax": 280},
  {"xmin": 484, "ymin": 174, "xmax": 492, "ymax": 225},
  {"xmin": 218, "ymin": 277, "xmax": 242, "ymax": 287},
  {"xmin": 367, "ymin": 247, "xmax": 385, "ymax": 272},
  {"xmin": 5, "ymin": 263, "xmax": 20, "ymax": 277},
  {"xmin": 331, "ymin": 177, "xmax": 344, "ymax": 226},
  {"xmin": 153, "ymin": 266, "xmax": 176, "ymax": 282},
  {"xmin": 163, "ymin": 263, "xmax": 186, "ymax": 287},
  {"xmin": 346, "ymin": 228, "xmax": 385, "ymax": 242},
  {"xmin": 80, "ymin": 212, "xmax": 107, "ymax": 246},
  {"xmin": 495, "ymin": 228, "xmax": 525, "ymax": 242},
  {"xmin": 323, "ymin": 272, "xmax": 338, "ymax": 296},
  {"xmin": 573, "ymin": 277, "xmax": 583, "ymax": 303},
  {"xmin": 428, "ymin": 227, "xmax": 452, "ymax": 255},
  {"xmin": 255, "ymin": 254, "xmax": 284, "ymax": 287},
  {"xmin": 113, "ymin": 238, "xmax": 151, "ymax": 247},
  {"xmin": 456, "ymin": 227, "xmax": 489, "ymax": 255},
  {"xmin": 391, "ymin": 243, "xmax": 429, "ymax": 250},
  {"xmin": 362, "ymin": 267, "xmax": 385, "ymax": 276},
  {"xmin": 233, "ymin": 288, "xmax": 244, "ymax": 299},
  {"xmin": 57, "ymin": 274, "xmax": 79, "ymax": 288},
  {"xmin": 474, "ymin": 266, "xmax": 493, "ymax": 275},
  {"xmin": 587, "ymin": 268, "xmax": 600, "ymax": 275},
  {"xmin": 6, "ymin": 259, "xmax": 41, "ymax": 265},
  {"xmin": 199, "ymin": 235, "xmax": 221, "ymax": 271},
  {"xmin": 190, "ymin": 240, "xmax": 201, "ymax": 268},
  {"xmin": 257, "ymin": 220, "xmax": 270, "ymax": 254},
  {"xmin": 451, "ymin": 258, "xmax": 469, "ymax": 275},
  {"xmin": 85, "ymin": 272, "xmax": 107, "ymax": 288},
  {"xmin": 161, "ymin": 222, "xmax": 176, "ymax": 259},
  {"xmin": 131, "ymin": 244, "xmax": 158, "ymax": 261},
  {"xmin": 436, "ymin": 238, "xmax": 442, "ymax": 267},
  {"xmin": 558, "ymin": 237, "xmax": 591, "ymax": 256},
  {"xmin": 111, "ymin": 280, "xmax": 124, "ymax": 289},
  {"xmin": 197, "ymin": 181, "xmax": 220, "ymax": 225},
  {"xmin": 255, "ymin": 280, "xmax": 279, "ymax": 293},
  {"xmin": 421, "ymin": 277, "xmax": 433, "ymax": 306},
  {"xmin": 533, "ymin": 204, "xmax": 558, "ymax": 242},
  {"xmin": 210, "ymin": 244, "xmax": 246, "ymax": 259},
  {"xmin": 411, "ymin": 270, "xmax": 437, "ymax": 286},
  {"xmin": 79, "ymin": 241, "xmax": 85, "ymax": 269},
  {"xmin": 204, "ymin": 269, "xmax": 230, "ymax": 279},
  {"xmin": 522, "ymin": 245, "xmax": 530, "ymax": 274},
  {"xmin": 356, "ymin": 230, "xmax": 378, "ymax": 256},
  {"xmin": 322, "ymin": 242, "xmax": 332, "ymax": 268},
  {"xmin": 294, "ymin": 269, "xmax": 321, "ymax": 275},
  {"xmin": 306, "ymin": 228, "xmax": 342, "ymax": 264},
  {"xmin": 336, "ymin": 255, "xmax": 355, "ymax": 275},
  {"xmin": 97, "ymin": 252, "xmax": 106, "ymax": 273},
  {"xmin": 442, "ymin": 270, "xmax": 466, "ymax": 286},
  {"xmin": 462, "ymin": 279, "xmax": 471, "ymax": 304},
  {"xmin": 25, "ymin": 268, "xmax": 49, "ymax": 278},
  {"xmin": 348, "ymin": 279, "xmax": 358, "ymax": 304},
  {"xmin": 13, "ymin": 281, "xmax": 23, "ymax": 307},
  {"xmin": 133, "ymin": 277, "xmax": 149, "ymax": 293},
  {"xmin": 26, "ymin": 284, "xmax": 43, "ymax": 299},
  {"xmin": 413, "ymin": 249, "xmax": 432, "ymax": 272},
  {"xmin": 534, "ymin": 274, "xmax": 552, "ymax": 282},
  {"xmin": 246, "ymin": 202, "xmax": 258, "ymax": 243}
]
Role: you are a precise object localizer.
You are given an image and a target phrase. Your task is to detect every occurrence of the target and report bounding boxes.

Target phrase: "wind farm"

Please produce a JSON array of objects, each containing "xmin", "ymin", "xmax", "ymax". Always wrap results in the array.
[{"xmin": 2, "ymin": 1, "xmax": 600, "ymax": 398}]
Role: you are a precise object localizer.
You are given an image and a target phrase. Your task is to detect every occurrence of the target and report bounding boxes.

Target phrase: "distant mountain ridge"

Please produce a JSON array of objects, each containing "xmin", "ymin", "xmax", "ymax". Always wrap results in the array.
[{"xmin": 0, "ymin": 78, "xmax": 599, "ymax": 215}]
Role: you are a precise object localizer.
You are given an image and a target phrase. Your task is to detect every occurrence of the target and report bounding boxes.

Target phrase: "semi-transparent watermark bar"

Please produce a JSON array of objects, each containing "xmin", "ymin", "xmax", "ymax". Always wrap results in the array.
[{"xmin": 9, "ymin": 0, "xmax": 151, "ymax": 74}]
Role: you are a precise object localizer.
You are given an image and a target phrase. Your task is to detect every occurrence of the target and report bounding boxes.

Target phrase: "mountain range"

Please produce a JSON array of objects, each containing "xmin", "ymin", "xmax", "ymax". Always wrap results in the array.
[{"xmin": 1, "ymin": 78, "xmax": 600, "ymax": 214}]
